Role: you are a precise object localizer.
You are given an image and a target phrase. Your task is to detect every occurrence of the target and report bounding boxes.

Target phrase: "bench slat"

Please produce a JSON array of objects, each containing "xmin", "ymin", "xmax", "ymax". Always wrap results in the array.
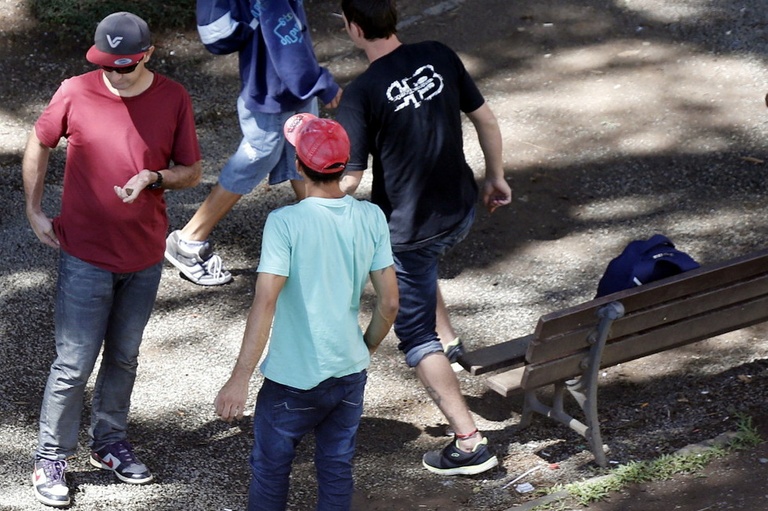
[
  {"xmin": 486, "ymin": 366, "xmax": 525, "ymax": 397},
  {"xmin": 457, "ymin": 334, "xmax": 532, "ymax": 376}
]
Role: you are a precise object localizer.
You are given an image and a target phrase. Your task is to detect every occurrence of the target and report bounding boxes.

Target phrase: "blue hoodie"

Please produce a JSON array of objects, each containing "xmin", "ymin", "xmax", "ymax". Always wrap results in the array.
[{"xmin": 196, "ymin": 0, "xmax": 339, "ymax": 114}]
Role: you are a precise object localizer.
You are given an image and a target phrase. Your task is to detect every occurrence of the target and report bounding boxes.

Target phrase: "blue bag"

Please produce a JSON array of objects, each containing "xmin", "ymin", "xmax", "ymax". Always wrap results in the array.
[{"xmin": 595, "ymin": 234, "xmax": 700, "ymax": 298}]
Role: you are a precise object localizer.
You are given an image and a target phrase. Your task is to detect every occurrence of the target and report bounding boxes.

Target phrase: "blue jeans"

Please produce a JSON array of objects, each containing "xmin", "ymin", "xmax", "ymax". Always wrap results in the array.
[
  {"xmin": 393, "ymin": 209, "xmax": 475, "ymax": 368},
  {"xmin": 36, "ymin": 251, "xmax": 162, "ymax": 460},
  {"xmin": 219, "ymin": 97, "xmax": 319, "ymax": 194},
  {"xmin": 248, "ymin": 371, "xmax": 367, "ymax": 511}
]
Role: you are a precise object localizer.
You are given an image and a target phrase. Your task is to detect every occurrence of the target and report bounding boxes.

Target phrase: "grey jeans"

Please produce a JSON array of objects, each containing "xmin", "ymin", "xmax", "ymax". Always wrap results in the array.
[{"xmin": 36, "ymin": 251, "xmax": 161, "ymax": 460}]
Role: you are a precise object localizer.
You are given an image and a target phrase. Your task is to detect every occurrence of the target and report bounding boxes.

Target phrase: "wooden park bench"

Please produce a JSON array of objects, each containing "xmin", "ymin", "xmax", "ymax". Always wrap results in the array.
[{"xmin": 458, "ymin": 248, "xmax": 768, "ymax": 467}]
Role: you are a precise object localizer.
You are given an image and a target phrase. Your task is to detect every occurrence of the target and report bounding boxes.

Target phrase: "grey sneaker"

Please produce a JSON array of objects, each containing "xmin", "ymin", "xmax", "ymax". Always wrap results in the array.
[
  {"xmin": 32, "ymin": 459, "xmax": 70, "ymax": 507},
  {"xmin": 90, "ymin": 440, "xmax": 153, "ymax": 484},
  {"xmin": 422, "ymin": 437, "xmax": 498, "ymax": 476},
  {"xmin": 165, "ymin": 230, "xmax": 232, "ymax": 286}
]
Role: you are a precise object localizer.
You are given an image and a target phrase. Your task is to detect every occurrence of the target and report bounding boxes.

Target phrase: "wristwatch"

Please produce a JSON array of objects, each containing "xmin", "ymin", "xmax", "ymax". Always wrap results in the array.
[{"xmin": 147, "ymin": 171, "xmax": 164, "ymax": 190}]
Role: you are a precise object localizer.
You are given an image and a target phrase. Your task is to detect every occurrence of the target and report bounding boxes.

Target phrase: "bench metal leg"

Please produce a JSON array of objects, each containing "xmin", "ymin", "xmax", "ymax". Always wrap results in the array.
[
  {"xmin": 567, "ymin": 376, "xmax": 608, "ymax": 467},
  {"xmin": 570, "ymin": 301, "xmax": 624, "ymax": 467},
  {"xmin": 518, "ymin": 391, "xmax": 535, "ymax": 429},
  {"xmin": 520, "ymin": 384, "xmax": 608, "ymax": 466},
  {"xmin": 519, "ymin": 302, "xmax": 624, "ymax": 468},
  {"xmin": 520, "ymin": 385, "xmax": 588, "ymax": 433}
]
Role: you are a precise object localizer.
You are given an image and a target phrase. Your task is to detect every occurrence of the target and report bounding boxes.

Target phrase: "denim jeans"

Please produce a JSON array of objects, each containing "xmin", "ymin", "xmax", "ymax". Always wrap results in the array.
[
  {"xmin": 36, "ymin": 251, "xmax": 162, "ymax": 460},
  {"xmin": 392, "ymin": 209, "xmax": 475, "ymax": 368},
  {"xmin": 248, "ymin": 371, "xmax": 367, "ymax": 511},
  {"xmin": 219, "ymin": 96, "xmax": 319, "ymax": 194}
]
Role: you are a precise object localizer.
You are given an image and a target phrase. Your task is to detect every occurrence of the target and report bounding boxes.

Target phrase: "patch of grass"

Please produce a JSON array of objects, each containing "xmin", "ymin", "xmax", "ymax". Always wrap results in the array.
[
  {"xmin": 529, "ymin": 500, "xmax": 574, "ymax": 511},
  {"xmin": 731, "ymin": 412, "xmax": 763, "ymax": 450},
  {"xmin": 564, "ymin": 446, "xmax": 730, "ymax": 505},
  {"xmin": 533, "ymin": 414, "xmax": 763, "ymax": 509},
  {"xmin": 29, "ymin": 0, "xmax": 196, "ymax": 39}
]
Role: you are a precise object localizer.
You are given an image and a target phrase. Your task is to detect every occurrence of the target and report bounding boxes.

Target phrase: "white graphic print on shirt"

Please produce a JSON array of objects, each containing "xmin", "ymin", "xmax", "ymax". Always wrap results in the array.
[
  {"xmin": 386, "ymin": 64, "xmax": 444, "ymax": 111},
  {"xmin": 251, "ymin": 2, "xmax": 304, "ymax": 46}
]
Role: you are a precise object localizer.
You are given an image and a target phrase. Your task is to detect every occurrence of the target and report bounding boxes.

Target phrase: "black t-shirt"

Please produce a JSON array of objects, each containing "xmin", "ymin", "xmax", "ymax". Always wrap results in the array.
[{"xmin": 337, "ymin": 41, "xmax": 485, "ymax": 248}]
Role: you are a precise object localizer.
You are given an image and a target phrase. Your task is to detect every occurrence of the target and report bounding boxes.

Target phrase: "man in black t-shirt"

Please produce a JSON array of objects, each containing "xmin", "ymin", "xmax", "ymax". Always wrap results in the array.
[{"xmin": 337, "ymin": 0, "xmax": 512, "ymax": 476}]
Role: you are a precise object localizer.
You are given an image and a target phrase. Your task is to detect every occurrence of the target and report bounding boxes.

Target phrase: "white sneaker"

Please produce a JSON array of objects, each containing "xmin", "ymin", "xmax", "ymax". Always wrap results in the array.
[
  {"xmin": 32, "ymin": 459, "xmax": 70, "ymax": 508},
  {"xmin": 90, "ymin": 440, "xmax": 154, "ymax": 484},
  {"xmin": 164, "ymin": 230, "xmax": 232, "ymax": 286}
]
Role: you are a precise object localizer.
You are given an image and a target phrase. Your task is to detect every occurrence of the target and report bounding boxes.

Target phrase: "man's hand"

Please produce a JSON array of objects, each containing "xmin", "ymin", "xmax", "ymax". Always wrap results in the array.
[
  {"xmin": 213, "ymin": 376, "xmax": 249, "ymax": 422},
  {"xmin": 114, "ymin": 169, "xmax": 157, "ymax": 203},
  {"xmin": 482, "ymin": 176, "xmax": 512, "ymax": 214},
  {"xmin": 325, "ymin": 87, "xmax": 343, "ymax": 109},
  {"xmin": 27, "ymin": 210, "xmax": 59, "ymax": 248}
]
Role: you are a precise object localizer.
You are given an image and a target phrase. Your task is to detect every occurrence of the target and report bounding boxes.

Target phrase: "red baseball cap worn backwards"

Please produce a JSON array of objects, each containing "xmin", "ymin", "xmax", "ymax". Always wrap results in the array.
[
  {"xmin": 86, "ymin": 12, "xmax": 151, "ymax": 68},
  {"xmin": 284, "ymin": 113, "xmax": 350, "ymax": 173}
]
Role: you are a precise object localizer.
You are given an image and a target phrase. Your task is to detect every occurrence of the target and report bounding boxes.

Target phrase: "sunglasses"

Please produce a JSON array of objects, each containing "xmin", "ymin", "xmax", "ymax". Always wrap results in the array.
[{"xmin": 101, "ymin": 56, "xmax": 144, "ymax": 74}]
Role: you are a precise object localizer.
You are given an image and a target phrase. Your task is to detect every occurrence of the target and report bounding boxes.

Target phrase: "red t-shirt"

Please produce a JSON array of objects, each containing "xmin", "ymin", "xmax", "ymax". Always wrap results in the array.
[{"xmin": 35, "ymin": 71, "xmax": 201, "ymax": 272}]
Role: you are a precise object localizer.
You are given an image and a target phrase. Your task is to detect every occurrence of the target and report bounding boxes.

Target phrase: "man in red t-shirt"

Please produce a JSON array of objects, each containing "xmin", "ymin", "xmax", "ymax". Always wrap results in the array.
[{"xmin": 22, "ymin": 12, "xmax": 202, "ymax": 508}]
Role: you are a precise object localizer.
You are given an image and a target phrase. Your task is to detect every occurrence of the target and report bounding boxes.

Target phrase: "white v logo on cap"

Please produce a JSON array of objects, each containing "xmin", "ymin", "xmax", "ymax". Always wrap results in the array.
[{"xmin": 106, "ymin": 35, "xmax": 124, "ymax": 48}]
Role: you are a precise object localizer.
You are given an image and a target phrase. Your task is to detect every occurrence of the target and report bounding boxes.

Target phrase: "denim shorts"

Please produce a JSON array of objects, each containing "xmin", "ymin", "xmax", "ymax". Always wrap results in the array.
[
  {"xmin": 218, "ymin": 97, "xmax": 319, "ymax": 195},
  {"xmin": 393, "ymin": 209, "xmax": 475, "ymax": 368}
]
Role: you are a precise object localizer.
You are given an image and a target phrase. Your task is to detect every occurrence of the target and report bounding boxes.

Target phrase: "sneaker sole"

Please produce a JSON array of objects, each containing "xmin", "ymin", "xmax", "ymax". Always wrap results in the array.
[
  {"xmin": 31, "ymin": 476, "xmax": 70, "ymax": 507},
  {"xmin": 422, "ymin": 455, "xmax": 499, "ymax": 476},
  {"xmin": 164, "ymin": 248, "xmax": 232, "ymax": 286},
  {"xmin": 89, "ymin": 456, "xmax": 154, "ymax": 485}
]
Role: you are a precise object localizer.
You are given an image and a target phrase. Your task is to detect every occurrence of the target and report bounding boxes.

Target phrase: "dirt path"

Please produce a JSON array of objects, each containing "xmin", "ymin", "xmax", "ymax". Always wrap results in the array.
[{"xmin": 1, "ymin": 0, "xmax": 768, "ymax": 510}]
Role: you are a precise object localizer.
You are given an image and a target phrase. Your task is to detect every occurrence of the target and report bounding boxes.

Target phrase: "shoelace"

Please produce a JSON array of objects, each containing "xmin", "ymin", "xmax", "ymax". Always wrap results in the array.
[
  {"xmin": 44, "ymin": 460, "xmax": 67, "ymax": 481},
  {"xmin": 113, "ymin": 441, "xmax": 137, "ymax": 464},
  {"xmin": 203, "ymin": 254, "xmax": 225, "ymax": 278}
]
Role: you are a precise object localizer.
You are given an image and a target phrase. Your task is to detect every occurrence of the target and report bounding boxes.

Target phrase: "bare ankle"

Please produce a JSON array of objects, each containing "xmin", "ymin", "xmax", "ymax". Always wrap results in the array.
[{"xmin": 456, "ymin": 430, "xmax": 482, "ymax": 451}]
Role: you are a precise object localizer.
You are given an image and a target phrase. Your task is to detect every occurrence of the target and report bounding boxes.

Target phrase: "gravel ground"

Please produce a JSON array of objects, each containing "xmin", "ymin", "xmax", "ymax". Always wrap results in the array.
[{"xmin": 2, "ymin": 0, "xmax": 768, "ymax": 510}]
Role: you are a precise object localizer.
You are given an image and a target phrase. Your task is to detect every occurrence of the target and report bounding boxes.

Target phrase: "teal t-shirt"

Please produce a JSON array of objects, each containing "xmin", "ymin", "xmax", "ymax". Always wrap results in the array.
[{"xmin": 257, "ymin": 195, "xmax": 394, "ymax": 390}]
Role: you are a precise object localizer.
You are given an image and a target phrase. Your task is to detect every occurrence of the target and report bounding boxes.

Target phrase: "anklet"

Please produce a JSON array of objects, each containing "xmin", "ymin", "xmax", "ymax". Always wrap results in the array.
[{"xmin": 455, "ymin": 428, "xmax": 478, "ymax": 440}]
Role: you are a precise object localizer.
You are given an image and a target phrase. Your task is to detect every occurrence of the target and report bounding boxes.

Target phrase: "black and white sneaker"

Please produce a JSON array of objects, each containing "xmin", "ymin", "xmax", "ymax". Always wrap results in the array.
[
  {"xmin": 164, "ymin": 230, "xmax": 232, "ymax": 286},
  {"xmin": 90, "ymin": 440, "xmax": 154, "ymax": 484},
  {"xmin": 422, "ymin": 437, "xmax": 499, "ymax": 476},
  {"xmin": 32, "ymin": 459, "xmax": 70, "ymax": 507}
]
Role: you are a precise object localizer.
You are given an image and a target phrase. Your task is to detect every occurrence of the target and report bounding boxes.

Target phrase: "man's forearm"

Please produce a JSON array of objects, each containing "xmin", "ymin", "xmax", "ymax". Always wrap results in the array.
[
  {"xmin": 468, "ymin": 103, "xmax": 504, "ymax": 180},
  {"xmin": 160, "ymin": 160, "xmax": 203, "ymax": 190},
  {"xmin": 340, "ymin": 170, "xmax": 363, "ymax": 195},
  {"xmin": 22, "ymin": 132, "xmax": 51, "ymax": 215},
  {"xmin": 363, "ymin": 304, "xmax": 395, "ymax": 352},
  {"xmin": 364, "ymin": 265, "xmax": 399, "ymax": 353}
]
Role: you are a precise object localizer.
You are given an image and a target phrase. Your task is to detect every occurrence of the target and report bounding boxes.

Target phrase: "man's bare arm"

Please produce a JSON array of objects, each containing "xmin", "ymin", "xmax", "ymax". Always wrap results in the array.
[
  {"xmin": 364, "ymin": 265, "xmax": 399, "ymax": 354},
  {"xmin": 214, "ymin": 272, "xmax": 286, "ymax": 421}
]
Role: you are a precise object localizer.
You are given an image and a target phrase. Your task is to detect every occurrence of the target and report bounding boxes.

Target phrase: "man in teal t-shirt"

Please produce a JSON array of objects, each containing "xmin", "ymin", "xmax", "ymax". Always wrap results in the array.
[{"xmin": 213, "ymin": 113, "xmax": 399, "ymax": 511}]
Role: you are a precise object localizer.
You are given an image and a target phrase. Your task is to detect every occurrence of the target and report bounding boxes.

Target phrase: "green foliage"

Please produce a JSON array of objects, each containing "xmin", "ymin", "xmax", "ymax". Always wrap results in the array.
[
  {"xmin": 529, "ymin": 498, "xmax": 573, "ymax": 511},
  {"xmin": 534, "ymin": 414, "xmax": 764, "ymax": 508},
  {"xmin": 30, "ymin": 0, "xmax": 197, "ymax": 38},
  {"xmin": 565, "ymin": 474, "xmax": 621, "ymax": 505},
  {"xmin": 732, "ymin": 412, "xmax": 763, "ymax": 450},
  {"xmin": 564, "ymin": 447, "xmax": 727, "ymax": 505}
]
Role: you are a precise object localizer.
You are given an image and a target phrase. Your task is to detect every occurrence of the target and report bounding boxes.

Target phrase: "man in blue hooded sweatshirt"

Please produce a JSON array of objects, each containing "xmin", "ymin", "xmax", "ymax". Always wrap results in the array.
[{"xmin": 165, "ymin": 0, "xmax": 343, "ymax": 286}]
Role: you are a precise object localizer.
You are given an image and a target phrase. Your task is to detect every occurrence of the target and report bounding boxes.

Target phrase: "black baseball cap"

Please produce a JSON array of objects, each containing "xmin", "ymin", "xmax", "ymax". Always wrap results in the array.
[{"xmin": 86, "ymin": 12, "xmax": 151, "ymax": 68}]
